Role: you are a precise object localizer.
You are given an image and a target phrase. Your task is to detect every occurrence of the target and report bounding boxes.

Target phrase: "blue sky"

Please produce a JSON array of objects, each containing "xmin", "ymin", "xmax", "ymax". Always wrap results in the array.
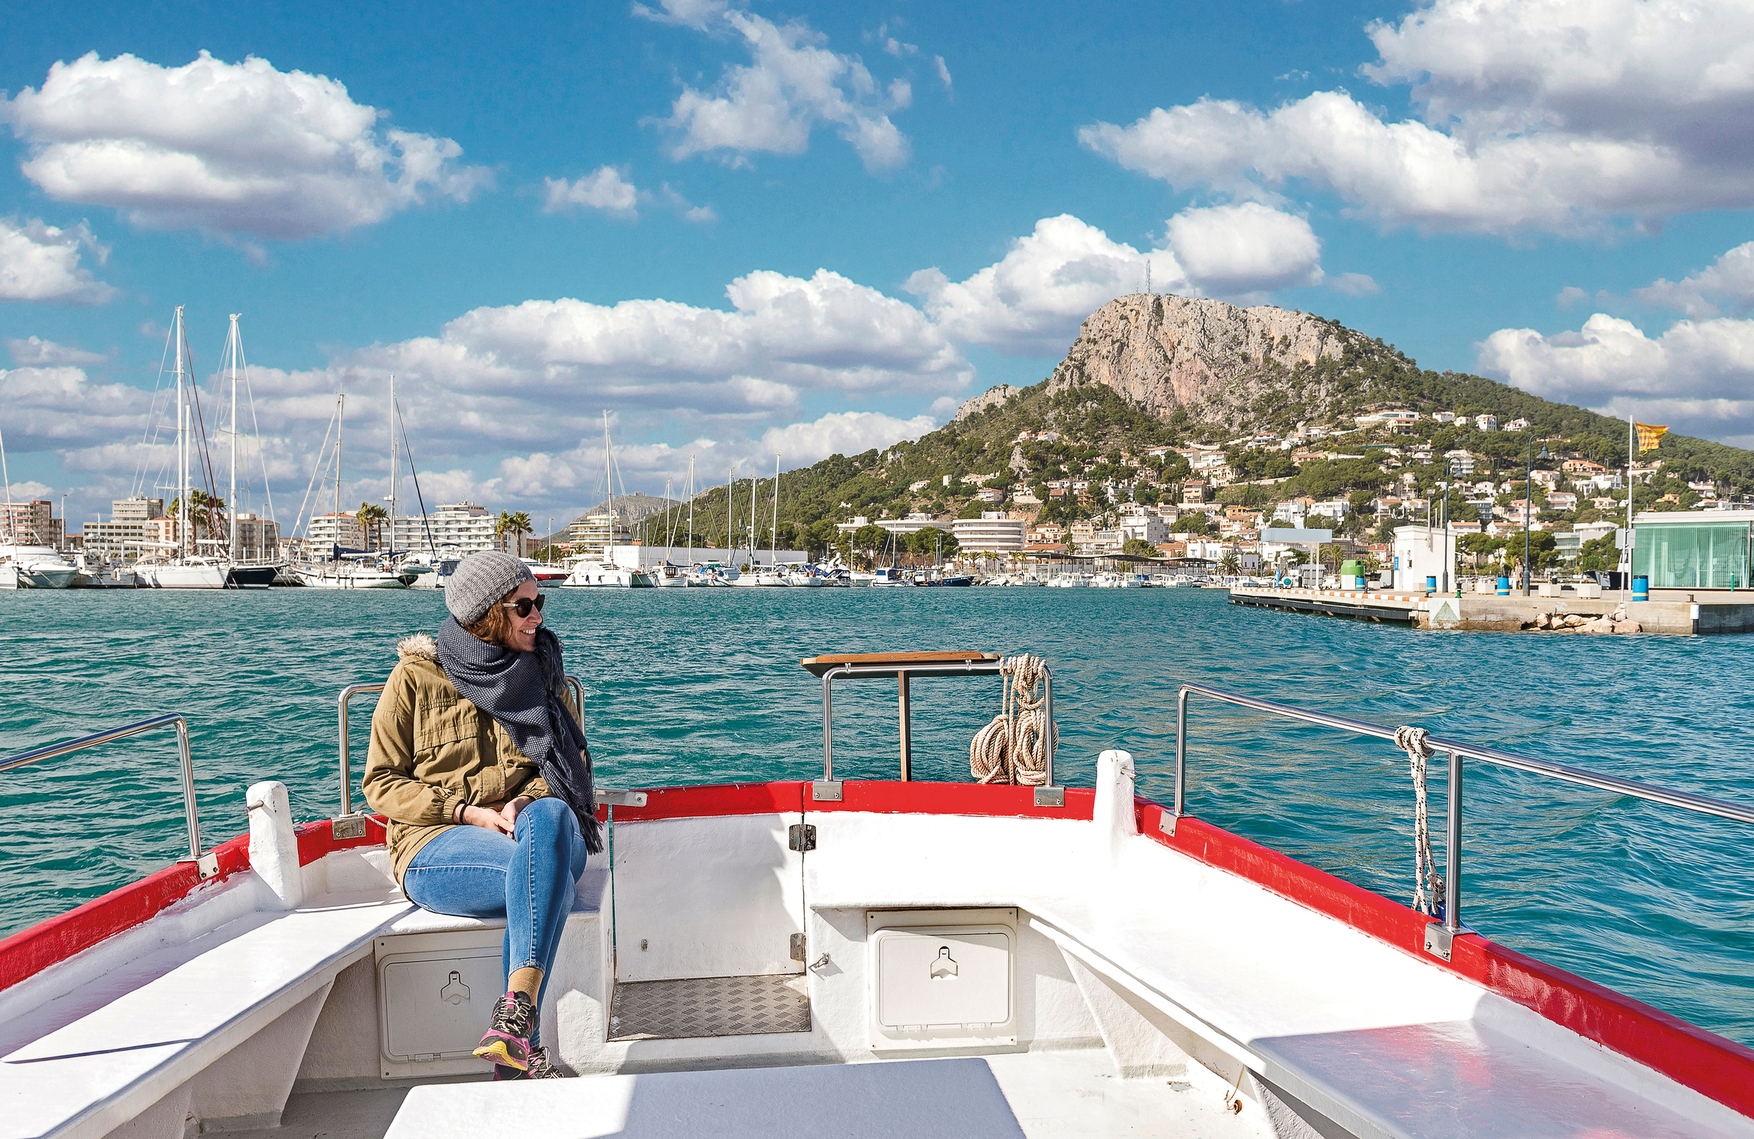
[{"xmin": 4, "ymin": 0, "xmax": 1753, "ymax": 530}]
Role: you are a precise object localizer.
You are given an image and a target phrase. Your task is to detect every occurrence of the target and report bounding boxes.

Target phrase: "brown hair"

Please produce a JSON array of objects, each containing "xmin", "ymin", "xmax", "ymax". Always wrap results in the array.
[{"xmin": 464, "ymin": 587, "xmax": 519, "ymax": 649}]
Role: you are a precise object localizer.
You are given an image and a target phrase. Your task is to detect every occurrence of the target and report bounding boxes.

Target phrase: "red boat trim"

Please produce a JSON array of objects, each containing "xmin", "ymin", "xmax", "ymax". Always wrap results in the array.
[
  {"xmin": 806, "ymin": 780, "xmax": 1096, "ymax": 820},
  {"xmin": 605, "ymin": 781, "xmax": 805, "ymax": 822},
  {"xmin": 1136, "ymin": 802, "xmax": 1754, "ymax": 1119},
  {"xmin": 0, "ymin": 816, "xmax": 386, "ymax": 994}
]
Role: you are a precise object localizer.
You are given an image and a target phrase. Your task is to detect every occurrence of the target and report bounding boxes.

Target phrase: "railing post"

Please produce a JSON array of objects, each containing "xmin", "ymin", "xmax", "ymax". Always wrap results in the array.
[
  {"xmin": 175, "ymin": 715, "xmax": 201, "ymax": 863},
  {"xmin": 822, "ymin": 672, "xmax": 835, "ymax": 782},
  {"xmin": 338, "ymin": 691, "xmax": 353, "ymax": 819},
  {"xmin": 1445, "ymin": 749, "xmax": 1463, "ymax": 935},
  {"xmin": 897, "ymin": 671, "xmax": 911, "ymax": 781},
  {"xmin": 1174, "ymin": 687, "xmax": 1189, "ymax": 822}
]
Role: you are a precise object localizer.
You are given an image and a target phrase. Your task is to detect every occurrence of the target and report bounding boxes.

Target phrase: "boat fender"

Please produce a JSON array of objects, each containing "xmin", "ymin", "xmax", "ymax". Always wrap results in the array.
[{"xmin": 247, "ymin": 780, "xmax": 306, "ymax": 909}]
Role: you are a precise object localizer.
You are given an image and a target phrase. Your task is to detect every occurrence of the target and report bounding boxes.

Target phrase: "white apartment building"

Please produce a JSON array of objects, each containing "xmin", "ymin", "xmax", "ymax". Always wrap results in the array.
[
  {"xmin": 1307, "ymin": 500, "xmax": 1351, "ymax": 522},
  {"xmin": 952, "ymin": 512, "xmax": 1026, "ymax": 552},
  {"xmin": 83, "ymin": 498, "xmax": 171, "ymax": 557},
  {"xmin": 1272, "ymin": 501, "xmax": 1308, "ymax": 527},
  {"xmin": 1443, "ymin": 450, "xmax": 1477, "ymax": 477},
  {"xmin": 1474, "ymin": 414, "xmax": 1499, "ymax": 431},
  {"xmin": 308, "ymin": 512, "xmax": 367, "ymax": 551},
  {"xmin": 397, "ymin": 502, "xmax": 501, "ymax": 554},
  {"xmin": 1117, "ymin": 508, "xmax": 1168, "ymax": 544}
]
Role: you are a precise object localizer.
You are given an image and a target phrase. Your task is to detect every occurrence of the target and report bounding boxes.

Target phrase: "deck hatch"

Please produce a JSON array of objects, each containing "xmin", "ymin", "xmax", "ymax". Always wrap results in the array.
[{"xmin": 608, "ymin": 974, "xmax": 811, "ymax": 1040}]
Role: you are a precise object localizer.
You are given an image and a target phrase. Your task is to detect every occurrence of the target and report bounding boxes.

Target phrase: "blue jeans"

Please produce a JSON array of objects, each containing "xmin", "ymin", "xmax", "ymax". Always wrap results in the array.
[{"xmin": 402, "ymin": 796, "xmax": 588, "ymax": 1045}]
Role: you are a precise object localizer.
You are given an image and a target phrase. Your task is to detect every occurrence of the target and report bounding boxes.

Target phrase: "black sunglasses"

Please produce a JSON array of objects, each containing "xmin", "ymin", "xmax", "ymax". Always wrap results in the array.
[{"xmin": 501, "ymin": 594, "xmax": 546, "ymax": 618}]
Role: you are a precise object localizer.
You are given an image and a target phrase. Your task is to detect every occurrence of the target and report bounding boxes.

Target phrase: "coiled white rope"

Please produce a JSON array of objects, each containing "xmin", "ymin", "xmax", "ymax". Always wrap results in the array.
[
  {"xmin": 970, "ymin": 654, "xmax": 1056, "ymax": 786},
  {"xmin": 1393, "ymin": 725, "xmax": 1443, "ymax": 916}
]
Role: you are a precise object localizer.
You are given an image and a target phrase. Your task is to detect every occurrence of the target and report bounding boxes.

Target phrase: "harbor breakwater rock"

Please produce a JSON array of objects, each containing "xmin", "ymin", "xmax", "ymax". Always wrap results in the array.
[{"xmin": 1034, "ymin": 294, "xmax": 1388, "ymax": 432}]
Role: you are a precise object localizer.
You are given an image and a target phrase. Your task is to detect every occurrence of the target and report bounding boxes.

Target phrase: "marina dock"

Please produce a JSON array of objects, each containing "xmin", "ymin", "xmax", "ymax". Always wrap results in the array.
[{"xmin": 1228, "ymin": 585, "xmax": 1754, "ymax": 634}]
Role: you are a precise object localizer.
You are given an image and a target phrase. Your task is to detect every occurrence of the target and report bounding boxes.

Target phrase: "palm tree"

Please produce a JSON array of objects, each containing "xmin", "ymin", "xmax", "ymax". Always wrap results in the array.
[
  {"xmin": 496, "ymin": 510, "xmax": 534, "ymax": 555},
  {"xmin": 169, "ymin": 490, "xmax": 227, "ymax": 546},
  {"xmin": 356, "ymin": 502, "xmax": 388, "ymax": 551}
]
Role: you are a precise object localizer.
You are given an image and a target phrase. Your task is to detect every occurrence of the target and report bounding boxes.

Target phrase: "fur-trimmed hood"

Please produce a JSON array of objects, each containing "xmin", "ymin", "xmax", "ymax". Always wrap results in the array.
[{"xmin": 397, "ymin": 632, "xmax": 438, "ymax": 663}]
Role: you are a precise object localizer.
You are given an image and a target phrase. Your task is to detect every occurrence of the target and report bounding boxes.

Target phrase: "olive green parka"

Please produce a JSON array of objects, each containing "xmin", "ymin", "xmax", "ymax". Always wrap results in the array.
[{"xmin": 363, "ymin": 632, "xmax": 552, "ymax": 883}]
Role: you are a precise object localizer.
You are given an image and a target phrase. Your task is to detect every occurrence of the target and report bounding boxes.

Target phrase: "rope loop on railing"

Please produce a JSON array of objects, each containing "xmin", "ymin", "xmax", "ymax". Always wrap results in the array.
[
  {"xmin": 970, "ymin": 654, "xmax": 1056, "ymax": 786},
  {"xmin": 1394, "ymin": 725, "xmax": 1443, "ymax": 916}
]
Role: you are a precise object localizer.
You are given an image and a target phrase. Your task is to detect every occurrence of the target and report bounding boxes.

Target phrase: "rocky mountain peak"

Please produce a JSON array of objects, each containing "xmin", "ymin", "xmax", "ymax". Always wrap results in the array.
[{"xmin": 1044, "ymin": 293, "xmax": 1371, "ymax": 432}]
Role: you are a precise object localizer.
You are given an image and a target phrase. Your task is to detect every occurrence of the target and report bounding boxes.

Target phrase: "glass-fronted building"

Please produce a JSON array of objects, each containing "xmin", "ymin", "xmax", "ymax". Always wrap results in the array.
[{"xmin": 1632, "ymin": 510, "xmax": 1754, "ymax": 590}]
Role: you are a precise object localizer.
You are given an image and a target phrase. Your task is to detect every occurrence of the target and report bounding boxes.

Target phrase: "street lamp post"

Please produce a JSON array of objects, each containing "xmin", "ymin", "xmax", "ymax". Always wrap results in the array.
[{"xmin": 1523, "ymin": 438, "xmax": 1550, "ymax": 596}]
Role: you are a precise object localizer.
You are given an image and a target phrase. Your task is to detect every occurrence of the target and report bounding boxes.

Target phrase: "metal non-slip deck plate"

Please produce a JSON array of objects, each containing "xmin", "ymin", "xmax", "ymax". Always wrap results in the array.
[{"xmin": 609, "ymin": 974, "xmax": 811, "ymax": 1041}]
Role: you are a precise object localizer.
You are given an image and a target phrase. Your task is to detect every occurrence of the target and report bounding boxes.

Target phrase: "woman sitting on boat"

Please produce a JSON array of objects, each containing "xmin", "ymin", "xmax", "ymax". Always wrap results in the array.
[{"xmin": 365, "ymin": 551, "xmax": 602, "ymax": 1080}]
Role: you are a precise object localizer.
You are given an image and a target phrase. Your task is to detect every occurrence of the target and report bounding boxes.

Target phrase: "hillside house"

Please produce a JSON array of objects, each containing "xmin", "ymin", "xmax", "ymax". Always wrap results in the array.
[{"xmin": 1475, "ymin": 414, "xmax": 1499, "ymax": 431}]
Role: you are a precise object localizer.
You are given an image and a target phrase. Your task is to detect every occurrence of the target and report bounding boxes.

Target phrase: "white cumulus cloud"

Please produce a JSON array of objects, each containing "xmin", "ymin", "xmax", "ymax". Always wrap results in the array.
[
  {"xmin": 0, "ymin": 216, "xmax": 116, "ymax": 304},
  {"xmin": 756, "ymin": 409, "xmax": 935, "ymax": 463},
  {"xmin": 907, "ymin": 208, "xmax": 1323, "ymax": 355},
  {"xmin": 654, "ymin": 7, "xmax": 910, "ymax": 171},
  {"xmin": 543, "ymin": 167, "xmax": 640, "ymax": 218},
  {"xmin": 1478, "ymin": 312, "xmax": 1754, "ymax": 441},
  {"xmin": 1166, "ymin": 203, "xmax": 1322, "ymax": 296},
  {"xmin": 1635, "ymin": 242, "xmax": 1754, "ymax": 318},
  {"xmin": 7, "ymin": 335, "xmax": 107, "ymax": 365},
  {"xmin": 1079, "ymin": 0, "xmax": 1754, "ymax": 236},
  {"xmin": 5, "ymin": 51, "xmax": 492, "ymax": 241}
]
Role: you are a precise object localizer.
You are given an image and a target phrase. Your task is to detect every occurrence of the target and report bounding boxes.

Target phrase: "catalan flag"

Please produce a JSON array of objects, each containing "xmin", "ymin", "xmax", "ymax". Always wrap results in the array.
[{"xmin": 1635, "ymin": 422, "xmax": 1668, "ymax": 452}]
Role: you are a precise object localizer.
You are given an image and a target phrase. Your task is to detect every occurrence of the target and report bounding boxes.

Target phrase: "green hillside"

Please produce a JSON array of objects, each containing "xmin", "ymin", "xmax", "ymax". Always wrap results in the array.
[{"xmin": 624, "ymin": 315, "xmax": 1754, "ymax": 562}]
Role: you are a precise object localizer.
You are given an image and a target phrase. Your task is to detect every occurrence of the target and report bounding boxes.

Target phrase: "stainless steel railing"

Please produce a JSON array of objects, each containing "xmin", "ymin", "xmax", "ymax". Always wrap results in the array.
[
  {"xmin": 0, "ymin": 712, "xmax": 214, "ymax": 876},
  {"xmin": 337, "ymin": 675, "xmax": 587, "ymax": 825},
  {"xmin": 1170, "ymin": 681, "xmax": 1754, "ymax": 959},
  {"xmin": 814, "ymin": 659, "xmax": 1061, "ymax": 807}
]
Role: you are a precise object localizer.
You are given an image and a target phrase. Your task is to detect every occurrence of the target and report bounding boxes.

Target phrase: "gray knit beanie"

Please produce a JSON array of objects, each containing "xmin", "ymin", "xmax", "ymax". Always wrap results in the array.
[{"xmin": 445, "ymin": 551, "xmax": 534, "ymax": 625}]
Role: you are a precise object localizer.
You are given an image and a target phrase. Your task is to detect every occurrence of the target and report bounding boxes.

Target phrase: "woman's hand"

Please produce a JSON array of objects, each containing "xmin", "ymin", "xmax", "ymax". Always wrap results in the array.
[
  {"xmin": 460, "ymin": 804, "xmax": 515, "ymax": 835},
  {"xmin": 499, "ymin": 796, "xmax": 534, "ymax": 829}
]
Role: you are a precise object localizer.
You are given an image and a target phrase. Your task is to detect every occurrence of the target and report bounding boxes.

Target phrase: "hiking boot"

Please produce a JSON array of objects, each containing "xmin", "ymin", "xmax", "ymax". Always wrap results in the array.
[
  {"xmin": 492, "ymin": 1046, "xmax": 567, "ymax": 1081},
  {"xmin": 474, "ymin": 991, "xmax": 536, "ymax": 1070}
]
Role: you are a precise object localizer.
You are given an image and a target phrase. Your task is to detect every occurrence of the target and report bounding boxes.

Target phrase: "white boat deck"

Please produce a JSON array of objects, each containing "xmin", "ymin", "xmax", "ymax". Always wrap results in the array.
[
  {"xmin": 230, "ymin": 1049, "xmax": 1267, "ymax": 1139},
  {"xmin": 1, "ymin": 762, "xmax": 1749, "ymax": 1139}
]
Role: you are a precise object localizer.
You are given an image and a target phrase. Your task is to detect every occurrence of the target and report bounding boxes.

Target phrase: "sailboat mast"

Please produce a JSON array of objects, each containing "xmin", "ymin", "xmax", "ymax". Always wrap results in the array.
[
  {"xmin": 603, "ymin": 411, "xmax": 614, "ymax": 562},
  {"xmin": 686, "ymin": 455, "xmax": 695, "ymax": 561},
  {"xmin": 726, "ymin": 465, "xmax": 735, "ymax": 554},
  {"xmin": 748, "ymin": 475, "xmax": 758, "ymax": 566},
  {"xmin": 175, "ymin": 305, "xmax": 189, "ymax": 561},
  {"xmin": 336, "ymin": 393, "xmax": 345, "ymax": 522},
  {"xmin": 770, "ymin": 452, "xmax": 779, "ymax": 562},
  {"xmin": 228, "ymin": 314, "xmax": 240, "ymax": 561},
  {"xmin": 387, "ymin": 374, "xmax": 396, "ymax": 557}
]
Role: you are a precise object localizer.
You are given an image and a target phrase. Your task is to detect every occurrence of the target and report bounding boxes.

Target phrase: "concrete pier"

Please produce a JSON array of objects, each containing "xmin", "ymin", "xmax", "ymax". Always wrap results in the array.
[{"xmin": 1228, "ymin": 585, "xmax": 1754, "ymax": 634}]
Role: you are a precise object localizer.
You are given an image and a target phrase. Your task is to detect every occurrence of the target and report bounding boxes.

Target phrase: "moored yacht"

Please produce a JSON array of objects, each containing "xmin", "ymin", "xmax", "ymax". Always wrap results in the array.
[
  {"xmin": 0, "ymin": 544, "xmax": 80, "ymax": 589},
  {"xmin": 1, "ymin": 650, "xmax": 1750, "ymax": 1139},
  {"xmin": 562, "ymin": 560, "xmax": 656, "ymax": 588}
]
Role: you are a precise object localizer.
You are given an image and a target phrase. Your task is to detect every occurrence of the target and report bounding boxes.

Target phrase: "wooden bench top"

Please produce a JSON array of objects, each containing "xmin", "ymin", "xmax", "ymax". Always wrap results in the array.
[{"xmin": 800, "ymin": 651, "xmax": 999, "ymax": 677}]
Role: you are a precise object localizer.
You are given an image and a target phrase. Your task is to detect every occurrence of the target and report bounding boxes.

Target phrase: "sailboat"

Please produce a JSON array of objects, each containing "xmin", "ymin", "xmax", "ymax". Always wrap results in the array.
[
  {"xmin": 732, "ymin": 462, "xmax": 786, "ymax": 586},
  {"xmin": 218, "ymin": 314, "xmax": 278, "ymax": 588},
  {"xmin": 0, "ymin": 417, "xmax": 78, "ymax": 589},
  {"xmin": 295, "ymin": 387, "xmax": 408, "ymax": 589},
  {"xmin": 562, "ymin": 413, "xmax": 655, "ymax": 588},
  {"xmin": 133, "ymin": 307, "xmax": 230, "ymax": 589}
]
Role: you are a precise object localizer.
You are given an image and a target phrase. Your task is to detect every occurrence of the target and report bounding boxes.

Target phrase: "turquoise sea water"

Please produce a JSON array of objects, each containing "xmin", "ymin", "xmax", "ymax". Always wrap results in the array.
[{"xmin": 2, "ymin": 586, "xmax": 1751, "ymax": 1045}]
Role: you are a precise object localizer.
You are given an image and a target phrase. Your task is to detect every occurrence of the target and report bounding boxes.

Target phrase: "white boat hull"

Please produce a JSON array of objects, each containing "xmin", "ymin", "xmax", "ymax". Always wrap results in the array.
[
  {"xmin": 135, "ymin": 562, "xmax": 230, "ymax": 589},
  {"xmin": 296, "ymin": 568, "xmax": 409, "ymax": 589},
  {"xmin": 3, "ymin": 546, "xmax": 81, "ymax": 589},
  {"xmin": 562, "ymin": 563, "xmax": 656, "ymax": 588}
]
